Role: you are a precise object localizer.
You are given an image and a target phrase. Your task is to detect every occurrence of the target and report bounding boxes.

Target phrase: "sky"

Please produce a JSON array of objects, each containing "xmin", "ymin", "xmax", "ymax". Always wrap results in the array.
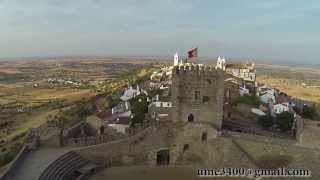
[{"xmin": 0, "ymin": 0, "xmax": 320, "ymax": 64}]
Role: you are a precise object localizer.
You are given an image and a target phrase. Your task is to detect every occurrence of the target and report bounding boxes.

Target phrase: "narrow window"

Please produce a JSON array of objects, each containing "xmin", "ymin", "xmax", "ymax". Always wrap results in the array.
[
  {"xmin": 202, "ymin": 96, "xmax": 210, "ymax": 103},
  {"xmin": 202, "ymin": 132, "xmax": 207, "ymax": 141},
  {"xmin": 183, "ymin": 144, "xmax": 189, "ymax": 152},
  {"xmin": 188, "ymin": 114, "xmax": 194, "ymax": 122}
]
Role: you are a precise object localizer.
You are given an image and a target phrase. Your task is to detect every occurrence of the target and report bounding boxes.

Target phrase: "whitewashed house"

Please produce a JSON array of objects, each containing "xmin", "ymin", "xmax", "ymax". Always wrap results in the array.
[
  {"xmin": 108, "ymin": 118, "xmax": 130, "ymax": 134},
  {"xmin": 111, "ymin": 101, "xmax": 130, "ymax": 115},
  {"xmin": 273, "ymin": 102, "xmax": 290, "ymax": 114},
  {"xmin": 225, "ymin": 63, "xmax": 256, "ymax": 82},
  {"xmin": 149, "ymin": 101, "xmax": 173, "ymax": 122},
  {"xmin": 120, "ymin": 85, "xmax": 147, "ymax": 101},
  {"xmin": 259, "ymin": 90, "xmax": 276, "ymax": 104},
  {"xmin": 239, "ymin": 85, "xmax": 250, "ymax": 96}
]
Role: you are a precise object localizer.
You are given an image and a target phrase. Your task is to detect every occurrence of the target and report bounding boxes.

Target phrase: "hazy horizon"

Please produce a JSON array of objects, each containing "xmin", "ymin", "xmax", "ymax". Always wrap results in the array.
[
  {"xmin": 1, "ymin": 55, "xmax": 320, "ymax": 69},
  {"xmin": 1, "ymin": 0, "xmax": 320, "ymax": 65}
]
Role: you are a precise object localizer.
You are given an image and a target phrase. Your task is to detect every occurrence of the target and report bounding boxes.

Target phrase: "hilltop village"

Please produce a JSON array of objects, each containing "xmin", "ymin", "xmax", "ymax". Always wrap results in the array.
[
  {"xmin": 1, "ymin": 54, "xmax": 320, "ymax": 180},
  {"xmin": 92, "ymin": 54, "xmax": 318, "ymax": 140}
]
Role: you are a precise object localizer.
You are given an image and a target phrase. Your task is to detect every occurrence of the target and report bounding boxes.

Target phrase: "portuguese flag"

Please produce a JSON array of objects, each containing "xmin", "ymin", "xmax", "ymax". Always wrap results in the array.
[{"xmin": 187, "ymin": 48, "xmax": 198, "ymax": 59}]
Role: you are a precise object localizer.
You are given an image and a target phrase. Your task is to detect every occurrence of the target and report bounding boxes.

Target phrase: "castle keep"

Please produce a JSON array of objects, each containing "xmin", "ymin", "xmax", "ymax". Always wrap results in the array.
[{"xmin": 171, "ymin": 65, "xmax": 224, "ymax": 129}]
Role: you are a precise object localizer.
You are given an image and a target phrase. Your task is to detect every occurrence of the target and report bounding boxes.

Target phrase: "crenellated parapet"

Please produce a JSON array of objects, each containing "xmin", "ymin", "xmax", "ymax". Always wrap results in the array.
[{"xmin": 173, "ymin": 64, "xmax": 223, "ymax": 77}]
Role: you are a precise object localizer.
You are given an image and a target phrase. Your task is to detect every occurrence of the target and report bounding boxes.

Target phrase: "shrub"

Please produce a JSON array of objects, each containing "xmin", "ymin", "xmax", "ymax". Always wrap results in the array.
[
  {"xmin": 130, "ymin": 94, "xmax": 149, "ymax": 127},
  {"xmin": 276, "ymin": 112, "xmax": 294, "ymax": 132},
  {"xmin": 0, "ymin": 142, "xmax": 22, "ymax": 167},
  {"xmin": 258, "ymin": 115, "xmax": 274, "ymax": 129},
  {"xmin": 302, "ymin": 105, "xmax": 317, "ymax": 120},
  {"xmin": 234, "ymin": 94, "xmax": 260, "ymax": 107},
  {"xmin": 292, "ymin": 106, "xmax": 301, "ymax": 115}
]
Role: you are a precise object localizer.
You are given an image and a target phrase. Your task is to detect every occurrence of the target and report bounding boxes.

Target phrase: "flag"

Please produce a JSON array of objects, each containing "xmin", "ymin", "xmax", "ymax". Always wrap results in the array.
[{"xmin": 187, "ymin": 48, "xmax": 198, "ymax": 59}]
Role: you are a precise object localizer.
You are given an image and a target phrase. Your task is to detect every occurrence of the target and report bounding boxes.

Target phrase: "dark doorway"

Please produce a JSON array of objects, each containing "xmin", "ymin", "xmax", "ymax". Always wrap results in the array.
[
  {"xmin": 188, "ymin": 114, "xmax": 194, "ymax": 122},
  {"xmin": 156, "ymin": 149, "xmax": 170, "ymax": 165}
]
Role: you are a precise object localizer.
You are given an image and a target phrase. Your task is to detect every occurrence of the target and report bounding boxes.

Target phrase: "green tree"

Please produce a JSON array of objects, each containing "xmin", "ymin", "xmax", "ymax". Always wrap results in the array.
[
  {"xmin": 276, "ymin": 112, "xmax": 294, "ymax": 132},
  {"xmin": 130, "ymin": 93, "xmax": 149, "ymax": 127},
  {"xmin": 258, "ymin": 115, "xmax": 274, "ymax": 129},
  {"xmin": 302, "ymin": 105, "xmax": 317, "ymax": 120},
  {"xmin": 234, "ymin": 94, "xmax": 260, "ymax": 107}
]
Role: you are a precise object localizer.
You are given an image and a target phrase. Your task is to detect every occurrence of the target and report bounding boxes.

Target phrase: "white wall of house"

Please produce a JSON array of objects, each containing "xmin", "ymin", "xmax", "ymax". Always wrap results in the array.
[
  {"xmin": 150, "ymin": 101, "xmax": 173, "ymax": 108},
  {"xmin": 259, "ymin": 92, "xmax": 276, "ymax": 104},
  {"xmin": 274, "ymin": 103, "xmax": 290, "ymax": 114},
  {"xmin": 108, "ymin": 124, "xmax": 129, "ymax": 134},
  {"xmin": 239, "ymin": 87, "xmax": 249, "ymax": 96}
]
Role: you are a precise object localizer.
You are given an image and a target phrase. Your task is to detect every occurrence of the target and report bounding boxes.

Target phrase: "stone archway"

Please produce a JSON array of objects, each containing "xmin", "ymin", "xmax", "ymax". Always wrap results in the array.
[{"xmin": 156, "ymin": 149, "xmax": 170, "ymax": 165}]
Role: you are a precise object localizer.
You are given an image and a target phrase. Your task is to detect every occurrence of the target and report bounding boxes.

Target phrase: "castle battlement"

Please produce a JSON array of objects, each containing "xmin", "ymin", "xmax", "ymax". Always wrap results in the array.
[{"xmin": 173, "ymin": 64, "xmax": 223, "ymax": 76}]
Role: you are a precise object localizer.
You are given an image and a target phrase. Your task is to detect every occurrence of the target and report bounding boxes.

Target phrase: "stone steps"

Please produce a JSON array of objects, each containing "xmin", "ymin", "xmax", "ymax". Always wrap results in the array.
[{"xmin": 39, "ymin": 151, "xmax": 89, "ymax": 180}]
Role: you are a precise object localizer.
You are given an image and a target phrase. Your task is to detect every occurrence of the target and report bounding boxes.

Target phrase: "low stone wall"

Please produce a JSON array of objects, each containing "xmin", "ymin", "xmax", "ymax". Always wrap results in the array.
[
  {"xmin": 73, "ymin": 125, "xmax": 163, "ymax": 166},
  {"xmin": 39, "ymin": 126, "xmax": 320, "ymax": 179},
  {"xmin": 222, "ymin": 130, "xmax": 297, "ymax": 147},
  {"xmin": 296, "ymin": 118, "xmax": 320, "ymax": 148},
  {"xmin": 223, "ymin": 130, "xmax": 320, "ymax": 178},
  {"xmin": 65, "ymin": 134, "xmax": 124, "ymax": 147},
  {"xmin": 62, "ymin": 122, "xmax": 87, "ymax": 139},
  {"xmin": 0, "ymin": 145, "xmax": 27, "ymax": 180},
  {"xmin": 64, "ymin": 121, "xmax": 153, "ymax": 147}
]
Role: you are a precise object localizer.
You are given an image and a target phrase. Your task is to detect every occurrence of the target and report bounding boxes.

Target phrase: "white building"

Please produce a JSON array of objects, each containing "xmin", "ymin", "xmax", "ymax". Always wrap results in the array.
[
  {"xmin": 259, "ymin": 90, "xmax": 276, "ymax": 104},
  {"xmin": 149, "ymin": 101, "xmax": 173, "ymax": 108},
  {"xmin": 111, "ymin": 101, "xmax": 130, "ymax": 115},
  {"xmin": 239, "ymin": 85, "xmax": 249, "ymax": 96},
  {"xmin": 225, "ymin": 63, "xmax": 256, "ymax": 82},
  {"xmin": 120, "ymin": 85, "xmax": 147, "ymax": 101},
  {"xmin": 108, "ymin": 123, "xmax": 129, "ymax": 134},
  {"xmin": 108, "ymin": 117, "xmax": 131, "ymax": 134},
  {"xmin": 273, "ymin": 102, "xmax": 290, "ymax": 114},
  {"xmin": 216, "ymin": 56, "xmax": 226, "ymax": 71},
  {"xmin": 174, "ymin": 52, "xmax": 179, "ymax": 66},
  {"xmin": 149, "ymin": 101, "xmax": 173, "ymax": 122}
]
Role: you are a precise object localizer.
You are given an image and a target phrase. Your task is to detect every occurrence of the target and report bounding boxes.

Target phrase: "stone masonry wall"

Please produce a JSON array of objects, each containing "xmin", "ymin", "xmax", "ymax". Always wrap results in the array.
[{"xmin": 171, "ymin": 65, "xmax": 224, "ymax": 129}]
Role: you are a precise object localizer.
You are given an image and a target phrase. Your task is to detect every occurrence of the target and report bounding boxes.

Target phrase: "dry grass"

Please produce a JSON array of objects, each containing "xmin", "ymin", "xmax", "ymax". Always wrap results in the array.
[
  {"xmin": 1, "ymin": 109, "xmax": 59, "ymax": 142},
  {"xmin": 257, "ymin": 75, "xmax": 320, "ymax": 103}
]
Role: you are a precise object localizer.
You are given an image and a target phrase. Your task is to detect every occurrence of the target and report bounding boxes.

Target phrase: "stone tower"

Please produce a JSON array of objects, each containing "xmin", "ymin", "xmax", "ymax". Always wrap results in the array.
[
  {"xmin": 216, "ymin": 56, "xmax": 226, "ymax": 71},
  {"xmin": 174, "ymin": 52, "xmax": 179, "ymax": 66},
  {"xmin": 171, "ymin": 64, "xmax": 224, "ymax": 129}
]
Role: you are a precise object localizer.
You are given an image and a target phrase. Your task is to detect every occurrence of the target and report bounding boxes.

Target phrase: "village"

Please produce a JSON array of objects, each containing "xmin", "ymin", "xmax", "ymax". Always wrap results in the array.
[
  {"xmin": 86, "ymin": 53, "xmax": 318, "ymax": 141},
  {"xmin": 1, "ymin": 54, "xmax": 320, "ymax": 180}
]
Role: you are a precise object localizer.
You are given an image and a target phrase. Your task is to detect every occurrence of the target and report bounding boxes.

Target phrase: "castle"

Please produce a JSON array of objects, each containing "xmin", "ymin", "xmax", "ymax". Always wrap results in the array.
[{"xmin": 2, "ymin": 58, "xmax": 320, "ymax": 180}]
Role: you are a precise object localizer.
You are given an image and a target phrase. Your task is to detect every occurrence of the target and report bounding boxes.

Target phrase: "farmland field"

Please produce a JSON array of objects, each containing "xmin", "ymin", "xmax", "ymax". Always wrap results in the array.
[
  {"xmin": 0, "ymin": 57, "xmax": 154, "ymax": 159},
  {"xmin": 256, "ymin": 64, "xmax": 320, "ymax": 104}
]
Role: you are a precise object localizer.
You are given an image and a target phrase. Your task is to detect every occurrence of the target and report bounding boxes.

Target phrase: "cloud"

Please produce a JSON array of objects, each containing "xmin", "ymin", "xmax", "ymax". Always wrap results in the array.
[{"xmin": 0, "ymin": 0, "xmax": 319, "ymax": 64}]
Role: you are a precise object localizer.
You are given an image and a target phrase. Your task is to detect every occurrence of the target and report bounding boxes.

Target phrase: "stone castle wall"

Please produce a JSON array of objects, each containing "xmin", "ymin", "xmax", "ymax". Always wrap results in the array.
[
  {"xmin": 37, "ymin": 64, "xmax": 320, "ymax": 179},
  {"xmin": 171, "ymin": 65, "xmax": 224, "ymax": 129},
  {"xmin": 75, "ymin": 65, "xmax": 228, "ymax": 168},
  {"xmin": 296, "ymin": 117, "xmax": 320, "ymax": 148}
]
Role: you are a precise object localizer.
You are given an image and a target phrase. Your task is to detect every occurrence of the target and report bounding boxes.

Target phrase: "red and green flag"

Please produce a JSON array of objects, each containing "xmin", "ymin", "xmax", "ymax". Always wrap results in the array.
[{"xmin": 187, "ymin": 48, "xmax": 198, "ymax": 59}]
